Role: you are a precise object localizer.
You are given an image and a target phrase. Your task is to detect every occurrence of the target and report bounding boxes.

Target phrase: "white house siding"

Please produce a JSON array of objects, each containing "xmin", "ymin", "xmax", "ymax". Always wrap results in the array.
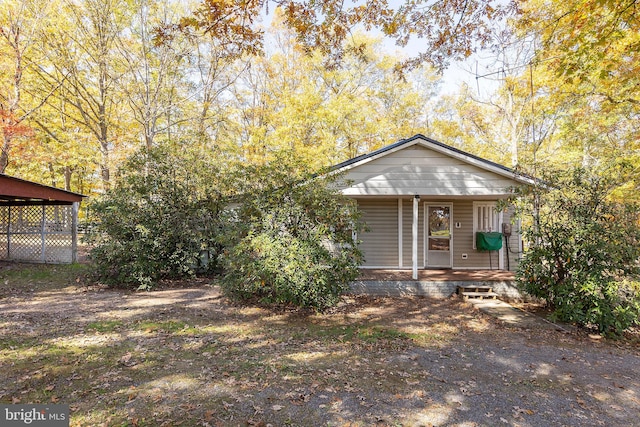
[
  {"xmin": 451, "ymin": 200, "xmax": 475, "ymax": 268},
  {"xmin": 357, "ymin": 199, "xmax": 399, "ymax": 268},
  {"xmin": 445, "ymin": 201, "xmax": 519, "ymax": 271},
  {"xmin": 341, "ymin": 145, "xmax": 518, "ymax": 197},
  {"xmin": 450, "ymin": 200, "xmax": 497, "ymax": 269},
  {"xmin": 356, "ymin": 198, "xmax": 520, "ymax": 271}
]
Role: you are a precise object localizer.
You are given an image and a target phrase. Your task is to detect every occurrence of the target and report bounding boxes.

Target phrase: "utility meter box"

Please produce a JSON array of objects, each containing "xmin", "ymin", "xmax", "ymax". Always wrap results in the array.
[{"xmin": 476, "ymin": 232, "xmax": 503, "ymax": 251}]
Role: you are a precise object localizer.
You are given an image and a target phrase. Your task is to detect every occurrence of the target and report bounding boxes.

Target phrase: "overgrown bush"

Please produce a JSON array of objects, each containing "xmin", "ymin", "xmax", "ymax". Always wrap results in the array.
[
  {"xmin": 87, "ymin": 145, "xmax": 228, "ymax": 290},
  {"xmin": 516, "ymin": 166, "xmax": 640, "ymax": 337},
  {"xmin": 220, "ymin": 161, "xmax": 365, "ymax": 311},
  {"xmin": 87, "ymin": 146, "xmax": 364, "ymax": 308}
]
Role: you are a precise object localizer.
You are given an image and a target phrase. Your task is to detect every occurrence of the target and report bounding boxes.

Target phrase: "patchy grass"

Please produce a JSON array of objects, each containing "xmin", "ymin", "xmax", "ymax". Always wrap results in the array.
[
  {"xmin": 1, "ymin": 262, "xmax": 640, "ymax": 426},
  {"xmin": 0, "ymin": 262, "xmax": 89, "ymax": 292},
  {"xmin": 86, "ymin": 320, "xmax": 124, "ymax": 333},
  {"xmin": 302, "ymin": 324, "xmax": 411, "ymax": 344},
  {"xmin": 135, "ymin": 320, "xmax": 193, "ymax": 333}
]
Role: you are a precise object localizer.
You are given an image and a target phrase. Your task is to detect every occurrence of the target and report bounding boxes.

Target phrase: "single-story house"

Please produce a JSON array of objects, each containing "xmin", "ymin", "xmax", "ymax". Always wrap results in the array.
[{"xmin": 333, "ymin": 134, "xmax": 534, "ymax": 282}]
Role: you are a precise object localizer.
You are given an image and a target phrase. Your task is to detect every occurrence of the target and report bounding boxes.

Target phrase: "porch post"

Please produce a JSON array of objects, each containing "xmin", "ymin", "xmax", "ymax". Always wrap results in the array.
[
  {"xmin": 498, "ymin": 211, "xmax": 505, "ymax": 270},
  {"xmin": 398, "ymin": 198, "xmax": 403, "ymax": 268},
  {"xmin": 412, "ymin": 195, "xmax": 419, "ymax": 280}
]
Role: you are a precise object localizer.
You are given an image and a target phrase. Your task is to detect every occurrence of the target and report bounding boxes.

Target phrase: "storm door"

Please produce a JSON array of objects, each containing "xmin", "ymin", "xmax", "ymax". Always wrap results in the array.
[{"xmin": 425, "ymin": 204, "xmax": 452, "ymax": 268}]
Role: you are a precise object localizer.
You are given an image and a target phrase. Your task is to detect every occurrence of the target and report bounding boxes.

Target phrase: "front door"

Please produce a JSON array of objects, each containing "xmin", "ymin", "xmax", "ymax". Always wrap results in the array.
[{"xmin": 425, "ymin": 204, "xmax": 452, "ymax": 268}]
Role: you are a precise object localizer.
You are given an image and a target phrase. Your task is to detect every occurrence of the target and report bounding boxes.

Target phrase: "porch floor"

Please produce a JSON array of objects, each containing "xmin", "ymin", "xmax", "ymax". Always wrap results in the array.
[{"xmin": 357, "ymin": 269, "xmax": 515, "ymax": 282}]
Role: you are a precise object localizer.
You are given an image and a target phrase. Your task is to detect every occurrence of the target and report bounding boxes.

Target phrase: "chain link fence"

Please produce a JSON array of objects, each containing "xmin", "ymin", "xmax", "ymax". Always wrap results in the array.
[{"xmin": 0, "ymin": 204, "xmax": 77, "ymax": 263}]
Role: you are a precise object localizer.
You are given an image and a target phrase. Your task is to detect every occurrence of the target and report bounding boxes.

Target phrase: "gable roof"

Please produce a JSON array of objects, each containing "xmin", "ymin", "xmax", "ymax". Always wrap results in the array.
[
  {"xmin": 0, "ymin": 174, "xmax": 85, "ymax": 204},
  {"xmin": 333, "ymin": 134, "xmax": 534, "ymax": 185}
]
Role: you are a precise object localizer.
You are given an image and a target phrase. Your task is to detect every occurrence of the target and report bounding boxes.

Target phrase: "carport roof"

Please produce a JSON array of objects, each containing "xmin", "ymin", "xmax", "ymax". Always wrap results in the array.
[{"xmin": 0, "ymin": 174, "xmax": 85, "ymax": 204}]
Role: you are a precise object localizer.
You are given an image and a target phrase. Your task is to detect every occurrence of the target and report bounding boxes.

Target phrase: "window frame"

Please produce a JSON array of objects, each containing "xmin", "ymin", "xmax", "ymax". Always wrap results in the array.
[{"xmin": 473, "ymin": 201, "xmax": 499, "ymax": 249}]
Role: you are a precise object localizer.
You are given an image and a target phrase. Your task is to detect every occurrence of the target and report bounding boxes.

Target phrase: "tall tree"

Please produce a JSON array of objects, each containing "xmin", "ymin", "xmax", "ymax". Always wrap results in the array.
[
  {"xmin": 519, "ymin": 0, "xmax": 639, "ymax": 105},
  {"xmin": 0, "ymin": 0, "xmax": 54, "ymax": 172},
  {"xmin": 118, "ymin": 0, "xmax": 194, "ymax": 149},
  {"xmin": 228, "ymin": 16, "xmax": 439, "ymax": 168},
  {"xmin": 26, "ymin": 93, "xmax": 97, "ymax": 192},
  {"xmin": 36, "ymin": 0, "xmax": 131, "ymax": 190},
  {"xmin": 179, "ymin": 0, "xmax": 513, "ymax": 71},
  {"xmin": 441, "ymin": 82, "xmax": 563, "ymax": 170},
  {"xmin": 516, "ymin": 0, "xmax": 640, "ymax": 166}
]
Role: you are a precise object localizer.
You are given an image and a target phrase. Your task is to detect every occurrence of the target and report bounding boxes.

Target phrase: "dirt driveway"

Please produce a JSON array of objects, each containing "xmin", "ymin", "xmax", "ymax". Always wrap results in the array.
[{"xmin": 0, "ymin": 264, "xmax": 639, "ymax": 426}]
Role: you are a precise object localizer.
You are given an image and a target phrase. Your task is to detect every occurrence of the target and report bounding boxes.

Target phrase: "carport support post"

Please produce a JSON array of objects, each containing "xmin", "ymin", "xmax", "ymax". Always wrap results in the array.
[
  {"xmin": 40, "ymin": 205, "xmax": 46, "ymax": 263},
  {"xmin": 412, "ymin": 195, "xmax": 419, "ymax": 280},
  {"xmin": 72, "ymin": 202, "xmax": 79, "ymax": 263},
  {"xmin": 6, "ymin": 206, "xmax": 11, "ymax": 259}
]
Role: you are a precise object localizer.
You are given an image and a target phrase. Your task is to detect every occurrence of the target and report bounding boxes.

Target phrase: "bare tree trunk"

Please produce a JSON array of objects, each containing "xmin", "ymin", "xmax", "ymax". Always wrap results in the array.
[
  {"xmin": 0, "ymin": 13, "xmax": 23, "ymax": 173},
  {"xmin": 0, "ymin": 138, "xmax": 9, "ymax": 173}
]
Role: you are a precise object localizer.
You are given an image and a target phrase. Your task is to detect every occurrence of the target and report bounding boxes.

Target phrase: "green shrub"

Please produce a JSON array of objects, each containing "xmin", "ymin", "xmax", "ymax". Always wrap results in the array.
[
  {"xmin": 516, "ymin": 166, "xmax": 640, "ymax": 337},
  {"xmin": 220, "ymin": 160, "xmax": 364, "ymax": 311},
  {"xmin": 87, "ymin": 146, "xmax": 364, "ymax": 306},
  {"xmin": 86, "ymin": 145, "xmax": 228, "ymax": 289}
]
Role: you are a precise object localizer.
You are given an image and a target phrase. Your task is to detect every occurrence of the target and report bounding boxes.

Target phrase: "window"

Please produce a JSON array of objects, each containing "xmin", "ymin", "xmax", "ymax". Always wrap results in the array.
[{"xmin": 473, "ymin": 202, "xmax": 499, "ymax": 249}]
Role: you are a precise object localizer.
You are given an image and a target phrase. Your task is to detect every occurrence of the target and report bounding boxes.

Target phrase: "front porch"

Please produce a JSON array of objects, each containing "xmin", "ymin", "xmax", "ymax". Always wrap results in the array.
[{"xmin": 351, "ymin": 269, "xmax": 521, "ymax": 300}]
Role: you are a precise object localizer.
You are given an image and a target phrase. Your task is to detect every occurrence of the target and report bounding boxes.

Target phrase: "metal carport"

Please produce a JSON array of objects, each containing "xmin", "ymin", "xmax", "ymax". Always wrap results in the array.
[{"xmin": 0, "ymin": 174, "xmax": 85, "ymax": 263}]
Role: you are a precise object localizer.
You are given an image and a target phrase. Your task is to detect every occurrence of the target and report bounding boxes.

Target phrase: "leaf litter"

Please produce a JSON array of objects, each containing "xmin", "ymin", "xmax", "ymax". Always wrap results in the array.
[{"xmin": 0, "ymin": 263, "xmax": 639, "ymax": 426}]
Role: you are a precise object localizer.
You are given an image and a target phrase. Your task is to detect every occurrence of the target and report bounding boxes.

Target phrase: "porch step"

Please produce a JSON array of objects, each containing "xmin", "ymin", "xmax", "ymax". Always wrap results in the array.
[
  {"xmin": 457, "ymin": 284, "xmax": 494, "ymax": 293},
  {"xmin": 457, "ymin": 285, "xmax": 498, "ymax": 300},
  {"xmin": 460, "ymin": 291, "xmax": 499, "ymax": 300}
]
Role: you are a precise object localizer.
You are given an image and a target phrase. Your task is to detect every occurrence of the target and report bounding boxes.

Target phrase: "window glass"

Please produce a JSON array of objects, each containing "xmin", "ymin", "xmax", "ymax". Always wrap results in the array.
[{"xmin": 428, "ymin": 206, "xmax": 450, "ymax": 237}]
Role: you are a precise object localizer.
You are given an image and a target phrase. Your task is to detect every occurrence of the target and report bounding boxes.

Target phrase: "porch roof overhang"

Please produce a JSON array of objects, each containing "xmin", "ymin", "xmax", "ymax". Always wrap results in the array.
[
  {"xmin": 0, "ymin": 174, "xmax": 85, "ymax": 206},
  {"xmin": 342, "ymin": 194, "xmax": 512, "ymax": 200}
]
